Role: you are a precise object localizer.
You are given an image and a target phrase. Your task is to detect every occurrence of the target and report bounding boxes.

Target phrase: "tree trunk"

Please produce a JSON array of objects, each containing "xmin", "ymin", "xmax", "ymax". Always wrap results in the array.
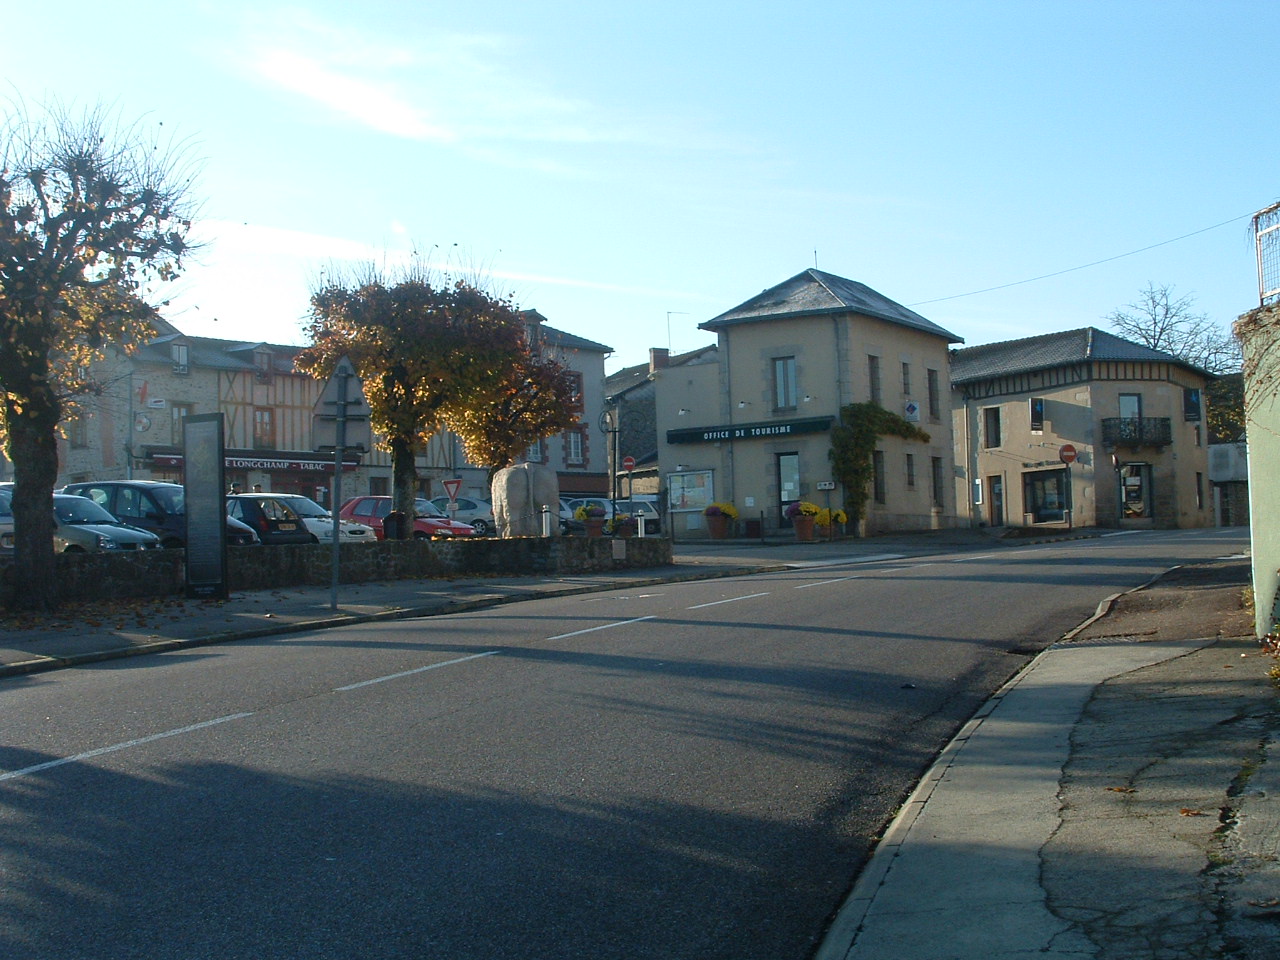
[
  {"xmin": 4, "ymin": 389, "xmax": 61, "ymax": 611},
  {"xmin": 389, "ymin": 434, "xmax": 419, "ymax": 540}
]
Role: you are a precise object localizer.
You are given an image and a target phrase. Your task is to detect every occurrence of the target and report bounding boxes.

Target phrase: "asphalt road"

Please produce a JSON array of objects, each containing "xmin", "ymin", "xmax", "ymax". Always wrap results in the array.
[{"xmin": 0, "ymin": 528, "xmax": 1249, "ymax": 960}]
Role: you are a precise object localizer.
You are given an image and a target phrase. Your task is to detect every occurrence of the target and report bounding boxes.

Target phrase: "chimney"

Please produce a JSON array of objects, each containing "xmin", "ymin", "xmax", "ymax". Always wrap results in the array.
[{"xmin": 649, "ymin": 348, "xmax": 670, "ymax": 373}]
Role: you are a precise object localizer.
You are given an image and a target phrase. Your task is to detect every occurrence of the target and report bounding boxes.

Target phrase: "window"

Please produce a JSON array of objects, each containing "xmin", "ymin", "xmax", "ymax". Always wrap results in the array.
[
  {"xmin": 868, "ymin": 355, "xmax": 882, "ymax": 406},
  {"xmin": 1194, "ymin": 424, "xmax": 1202, "ymax": 447},
  {"xmin": 171, "ymin": 403, "xmax": 192, "ymax": 445},
  {"xmin": 773, "ymin": 356, "xmax": 797, "ymax": 410},
  {"xmin": 931, "ymin": 456, "xmax": 945, "ymax": 508},
  {"xmin": 1119, "ymin": 393, "xmax": 1142, "ymax": 419},
  {"xmin": 901, "ymin": 362, "xmax": 912, "ymax": 397},
  {"xmin": 369, "ymin": 476, "xmax": 390, "ymax": 496},
  {"xmin": 255, "ymin": 349, "xmax": 273, "ymax": 382},
  {"xmin": 1183, "ymin": 387, "xmax": 1202, "ymax": 421},
  {"xmin": 253, "ymin": 407, "xmax": 274, "ymax": 449},
  {"xmin": 1029, "ymin": 397, "xmax": 1045, "ymax": 433},
  {"xmin": 69, "ymin": 415, "xmax": 88, "ymax": 449},
  {"xmin": 171, "ymin": 342, "xmax": 189, "ymax": 374},
  {"xmin": 927, "ymin": 369, "xmax": 940, "ymax": 421},
  {"xmin": 526, "ymin": 438, "xmax": 544, "ymax": 463},
  {"xmin": 982, "ymin": 407, "xmax": 1001, "ymax": 448},
  {"xmin": 905, "ymin": 453, "xmax": 916, "ymax": 488},
  {"xmin": 567, "ymin": 372, "xmax": 584, "ymax": 414},
  {"xmin": 873, "ymin": 451, "xmax": 886, "ymax": 504},
  {"xmin": 565, "ymin": 429, "xmax": 584, "ymax": 465}
]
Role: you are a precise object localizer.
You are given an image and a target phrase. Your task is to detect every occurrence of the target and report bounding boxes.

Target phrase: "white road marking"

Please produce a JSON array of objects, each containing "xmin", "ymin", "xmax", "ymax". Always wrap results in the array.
[
  {"xmin": 546, "ymin": 616, "xmax": 657, "ymax": 640},
  {"xmin": 784, "ymin": 553, "xmax": 904, "ymax": 569},
  {"xmin": 0, "ymin": 713, "xmax": 253, "ymax": 782},
  {"xmin": 688, "ymin": 592, "xmax": 771, "ymax": 609},
  {"xmin": 336, "ymin": 651, "xmax": 500, "ymax": 691},
  {"xmin": 951, "ymin": 554, "xmax": 995, "ymax": 562},
  {"xmin": 796, "ymin": 576, "xmax": 862, "ymax": 589}
]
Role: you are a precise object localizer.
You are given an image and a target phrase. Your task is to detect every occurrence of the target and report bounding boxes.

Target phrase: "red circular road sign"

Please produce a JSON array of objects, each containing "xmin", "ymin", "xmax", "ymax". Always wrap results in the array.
[
  {"xmin": 622, "ymin": 455, "xmax": 636, "ymax": 471},
  {"xmin": 1059, "ymin": 444, "xmax": 1078, "ymax": 464}
]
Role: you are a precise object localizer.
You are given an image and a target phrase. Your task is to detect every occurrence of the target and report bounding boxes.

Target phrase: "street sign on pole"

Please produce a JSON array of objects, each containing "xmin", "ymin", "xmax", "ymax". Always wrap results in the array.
[
  {"xmin": 1059, "ymin": 444, "xmax": 1078, "ymax": 464},
  {"xmin": 443, "ymin": 478, "xmax": 462, "ymax": 501},
  {"xmin": 622, "ymin": 455, "xmax": 636, "ymax": 472}
]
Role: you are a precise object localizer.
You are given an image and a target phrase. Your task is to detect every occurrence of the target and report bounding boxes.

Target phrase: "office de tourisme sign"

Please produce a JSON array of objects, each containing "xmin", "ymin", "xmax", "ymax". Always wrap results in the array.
[{"xmin": 666, "ymin": 416, "xmax": 833, "ymax": 445}]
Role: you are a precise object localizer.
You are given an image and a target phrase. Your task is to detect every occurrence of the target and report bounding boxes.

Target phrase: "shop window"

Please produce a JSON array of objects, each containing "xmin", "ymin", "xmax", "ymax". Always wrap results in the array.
[{"xmin": 1024, "ymin": 468, "xmax": 1068, "ymax": 523}]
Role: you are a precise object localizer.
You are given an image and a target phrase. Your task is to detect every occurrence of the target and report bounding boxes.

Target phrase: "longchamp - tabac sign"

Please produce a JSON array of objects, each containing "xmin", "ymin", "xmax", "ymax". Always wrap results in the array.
[{"xmin": 667, "ymin": 416, "xmax": 833, "ymax": 445}]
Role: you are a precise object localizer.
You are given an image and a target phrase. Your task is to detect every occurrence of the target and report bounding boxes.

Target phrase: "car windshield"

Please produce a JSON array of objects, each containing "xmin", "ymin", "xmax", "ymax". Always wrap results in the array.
[
  {"xmin": 279, "ymin": 496, "xmax": 330, "ymax": 519},
  {"xmin": 0, "ymin": 489, "xmax": 11, "ymax": 517},
  {"xmin": 55, "ymin": 497, "xmax": 120, "ymax": 525},
  {"xmin": 414, "ymin": 499, "xmax": 448, "ymax": 518}
]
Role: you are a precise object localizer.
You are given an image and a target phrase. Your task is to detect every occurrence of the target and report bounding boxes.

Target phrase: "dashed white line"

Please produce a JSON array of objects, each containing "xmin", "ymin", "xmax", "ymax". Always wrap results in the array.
[
  {"xmin": 796, "ymin": 576, "xmax": 862, "ymax": 589},
  {"xmin": 688, "ymin": 592, "xmax": 771, "ymax": 609},
  {"xmin": 546, "ymin": 616, "xmax": 656, "ymax": 641},
  {"xmin": 336, "ymin": 651, "xmax": 501, "ymax": 691},
  {"xmin": 0, "ymin": 713, "xmax": 253, "ymax": 782}
]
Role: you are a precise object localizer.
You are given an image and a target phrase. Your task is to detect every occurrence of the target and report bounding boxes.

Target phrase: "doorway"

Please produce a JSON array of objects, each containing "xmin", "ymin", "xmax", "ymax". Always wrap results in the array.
[
  {"xmin": 777, "ymin": 453, "xmax": 799, "ymax": 526},
  {"xmin": 1120, "ymin": 462, "xmax": 1153, "ymax": 520},
  {"xmin": 987, "ymin": 475, "xmax": 1004, "ymax": 526}
]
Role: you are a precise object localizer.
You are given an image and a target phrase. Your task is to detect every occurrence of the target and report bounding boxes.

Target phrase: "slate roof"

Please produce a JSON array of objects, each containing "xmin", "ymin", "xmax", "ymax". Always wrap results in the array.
[
  {"xmin": 539, "ymin": 324, "xmax": 612, "ymax": 354},
  {"xmin": 134, "ymin": 332, "xmax": 304, "ymax": 374},
  {"xmin": 604, "ymin": 344, "xmax": 718, "ymax": 400},
  {"xmin": 701, "ymin": 269, "xmax": 962, "ymax": 343},
  {"xmin": 949, "ymin": 327, "xmax": 1209, "ymax": 384}
]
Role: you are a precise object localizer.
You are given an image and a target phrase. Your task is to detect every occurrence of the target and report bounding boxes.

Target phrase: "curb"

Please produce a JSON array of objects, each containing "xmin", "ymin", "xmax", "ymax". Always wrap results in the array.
[{"xmin": 0, "ymin": 562, "xmax": 789, "ymax": 680}]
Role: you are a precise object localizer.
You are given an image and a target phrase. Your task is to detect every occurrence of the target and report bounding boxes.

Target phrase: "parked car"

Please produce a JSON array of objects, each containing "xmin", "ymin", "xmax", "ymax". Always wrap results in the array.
[
  {"xmin": 61, "ymin": 480, "xmax": 260, "ymax": 547},
  {"xmin": 338, "ymin": 496, "xmax": 477, "ymax": 539},
  {"xmin": 0, "ymin": 486, "xmax": 13, "ymax": 553},
  {"xmin": 52, "ymin": 493, "xmax": 163, "ymax": 553},
  {"xmin": 226, "ymin": 494, "xmax": 316, "ymax": 546},
  {"xmin": 261, "ymin": 493, "xmax": 376, "ymax": 543},
  {"xmin": 566, "ymin": 497, "xmax": 662, "ymax": 535},
  {"xmin": 428, "ymin": 495, "xmax": 496, "ymax": 536}
]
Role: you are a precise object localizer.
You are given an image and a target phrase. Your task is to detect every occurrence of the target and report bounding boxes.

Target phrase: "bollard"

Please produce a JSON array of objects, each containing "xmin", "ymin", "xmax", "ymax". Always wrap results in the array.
[{"xmin": 541, "ymin": 505, "xmax": 553, "ymax": 537}]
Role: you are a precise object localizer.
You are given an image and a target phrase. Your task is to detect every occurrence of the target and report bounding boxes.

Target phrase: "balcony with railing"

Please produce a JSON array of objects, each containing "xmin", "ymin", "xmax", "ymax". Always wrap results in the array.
[{"xmin": 1101, "ymin": 417, "xmax": 1172, "ymax": 448}]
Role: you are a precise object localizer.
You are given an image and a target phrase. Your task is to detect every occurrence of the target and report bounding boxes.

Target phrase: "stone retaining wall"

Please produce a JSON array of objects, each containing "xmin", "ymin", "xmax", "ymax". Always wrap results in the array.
[{"xmin": 0, "ymin": 537, "xmax": 673, "ymax": 605}]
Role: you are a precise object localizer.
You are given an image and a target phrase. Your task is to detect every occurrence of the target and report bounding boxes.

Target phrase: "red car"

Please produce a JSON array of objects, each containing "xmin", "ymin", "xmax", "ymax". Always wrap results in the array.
[{"xmin": 338, "ymin": 496, "xmax": 477, "ymax": 539}]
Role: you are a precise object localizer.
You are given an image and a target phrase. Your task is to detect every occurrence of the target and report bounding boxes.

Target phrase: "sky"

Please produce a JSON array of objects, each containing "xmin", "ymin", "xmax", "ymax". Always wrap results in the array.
[{"xmin": 4, "ymin": 0, "xmax": 1277, "ymax": 373}]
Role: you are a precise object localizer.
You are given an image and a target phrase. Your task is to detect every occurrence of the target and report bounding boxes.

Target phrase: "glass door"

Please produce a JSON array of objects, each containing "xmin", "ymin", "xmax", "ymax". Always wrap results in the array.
[{"xmin": 777, "ymin": 453, "xmax": 799, "ymax": 526}]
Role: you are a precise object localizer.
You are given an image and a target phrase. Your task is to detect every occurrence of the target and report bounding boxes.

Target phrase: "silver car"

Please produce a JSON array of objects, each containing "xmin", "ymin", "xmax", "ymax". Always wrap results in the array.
[
  {"xmin": 0, "ymin": 486, "xmax": 13, "ymax": 553},
  {"xmin": 53, "ymin": 493, "xmax": 163, "ymax": 553}
]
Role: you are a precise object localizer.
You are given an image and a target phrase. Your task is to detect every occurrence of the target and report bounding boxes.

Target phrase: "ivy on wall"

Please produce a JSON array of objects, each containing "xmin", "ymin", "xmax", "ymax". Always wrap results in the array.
[{"xmin": 829, "ymin": 403, "xmax": 931, "ymax": 527}]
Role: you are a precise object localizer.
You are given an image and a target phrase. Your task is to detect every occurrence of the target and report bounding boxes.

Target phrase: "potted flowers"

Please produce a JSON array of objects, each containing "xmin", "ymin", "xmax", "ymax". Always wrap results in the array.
[
  {"xmin": 608, "ymin": 513, "xmax": 637, "ymax": 538},
  {"xmin": 574, "ymin": 503, "xmax": 607, "ymax": 537},
  {"xmin": 703, "ymin": 502, "xmax": 738, "ymax": 539},
  {"xmin": 815, "ymin": 507, "xmax": 848, "ymax": 539},
  {"xmin": 784, "ymin": 500, "xmax": 820, "ymax": 541}
]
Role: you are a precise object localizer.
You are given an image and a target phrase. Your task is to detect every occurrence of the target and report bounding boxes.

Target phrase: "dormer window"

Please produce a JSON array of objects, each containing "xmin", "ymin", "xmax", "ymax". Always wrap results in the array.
[
  {"xmin": 254, "ymin": 349, "xmax": 273, "ymax": 382},
  {"xmin": 171, "ymin": 342, "xmax": 189, "ymax": 375}
]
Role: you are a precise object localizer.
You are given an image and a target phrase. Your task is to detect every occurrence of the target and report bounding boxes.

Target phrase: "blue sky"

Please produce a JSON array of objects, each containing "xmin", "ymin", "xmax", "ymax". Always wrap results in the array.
[{"xmin": 5, "ymin": 1, "xmax": 1276, "ymax": 372}]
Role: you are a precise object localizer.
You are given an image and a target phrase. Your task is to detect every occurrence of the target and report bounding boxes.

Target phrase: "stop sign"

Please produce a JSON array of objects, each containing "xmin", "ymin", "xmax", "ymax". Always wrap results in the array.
[
  {"xmin": 1059, "ymin": 444, "xmax": 1078, "ymax": 464},
  {"xmin": 622, "ymin": 455, "xmax": 636, "ymax": 471}
]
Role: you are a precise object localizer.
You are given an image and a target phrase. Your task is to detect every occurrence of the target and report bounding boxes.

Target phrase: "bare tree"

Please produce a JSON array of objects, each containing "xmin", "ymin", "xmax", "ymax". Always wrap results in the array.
[
  {"xmin": 0, "ymin": 100, "xmax": 199, "ymax": 610},
  {"xmin": 1106, "ymin": 283, "xmax": 1241, "ymax": 375}
]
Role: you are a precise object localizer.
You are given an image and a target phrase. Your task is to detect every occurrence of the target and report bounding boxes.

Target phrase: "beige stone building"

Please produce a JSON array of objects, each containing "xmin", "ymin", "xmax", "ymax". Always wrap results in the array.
[
  {"xmin": 950, "ymin": 327, "xmax": 1213, "ymax": 530},
  {"xmin": 656, "ymin": 269, "xmax": 963, "ymax": 537}
]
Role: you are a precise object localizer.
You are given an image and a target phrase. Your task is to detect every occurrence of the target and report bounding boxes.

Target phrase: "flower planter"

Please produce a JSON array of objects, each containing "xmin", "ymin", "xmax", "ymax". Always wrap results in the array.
[
  {"xmin": 706, "ymin": 514, "xmax": 731, "ymax": 539},
  {"xmin": 584, "ymin": 518, "xmax": 606, "ymax": 538},
  {"xmin": 793, "ymin": 516, "xmax": 816, "ymax": 541}
]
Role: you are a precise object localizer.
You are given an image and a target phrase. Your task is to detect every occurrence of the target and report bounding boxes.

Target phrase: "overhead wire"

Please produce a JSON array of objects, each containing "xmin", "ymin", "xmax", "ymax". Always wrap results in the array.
[{"xmin": 907, "ymin": 213, "xmax": 1254, "ymax": 307}]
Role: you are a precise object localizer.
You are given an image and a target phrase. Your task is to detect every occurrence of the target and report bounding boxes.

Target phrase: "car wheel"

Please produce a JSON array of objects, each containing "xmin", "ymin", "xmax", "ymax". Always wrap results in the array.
[
  {"xmin": 64, "ymin": 545, "xmax": 86, "ymax": 553},
  {"xmin": 470, "ymin": 519, "xmax": 491, "ymax": 536},
  {"xmin": 412, "ymin": 531, "xmax": 430, "ymax": 541}
]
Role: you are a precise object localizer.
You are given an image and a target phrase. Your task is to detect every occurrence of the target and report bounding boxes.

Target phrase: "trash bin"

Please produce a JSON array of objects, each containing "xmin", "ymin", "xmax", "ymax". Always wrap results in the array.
[{"xmin": 383, "ymin": 510, "xmax": 408, "ymax": 540}]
